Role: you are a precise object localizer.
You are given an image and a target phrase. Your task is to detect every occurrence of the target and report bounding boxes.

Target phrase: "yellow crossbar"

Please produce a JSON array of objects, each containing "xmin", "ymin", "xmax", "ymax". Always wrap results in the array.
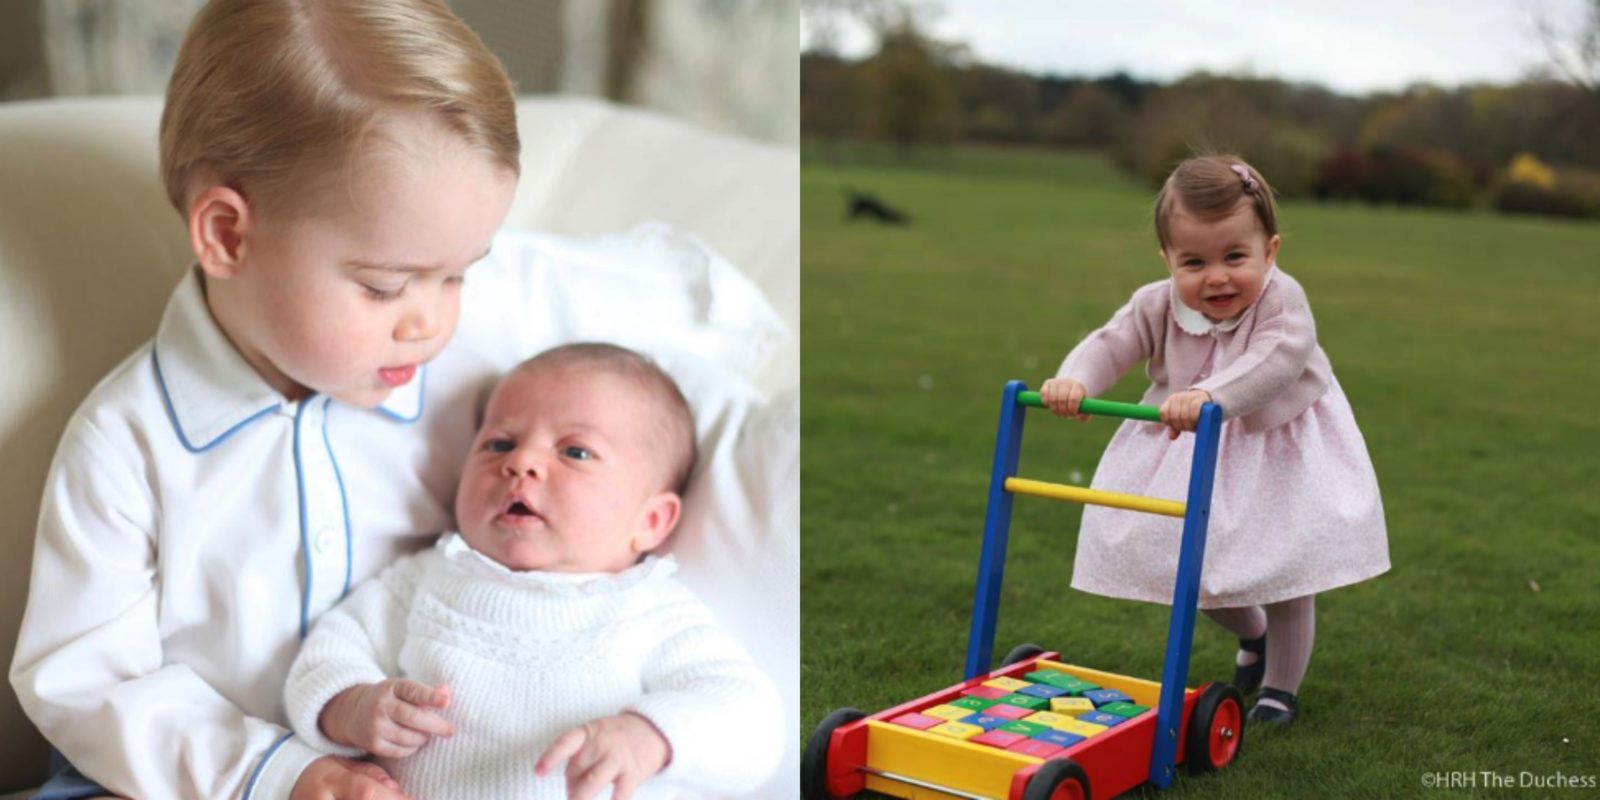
[{"xmin": 1005, "ymin": 477, "xmax": 1186, "ymax": 518}]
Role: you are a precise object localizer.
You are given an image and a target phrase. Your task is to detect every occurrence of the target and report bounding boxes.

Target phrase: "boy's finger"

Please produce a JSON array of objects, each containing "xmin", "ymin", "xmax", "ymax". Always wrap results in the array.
[
  {"xmin": 393, "ymin": 680, "xmax": 440, "ymax": 706},
  {"xmin": 536, "ymin": 726, "xmax": 588, "ymax": 776}
]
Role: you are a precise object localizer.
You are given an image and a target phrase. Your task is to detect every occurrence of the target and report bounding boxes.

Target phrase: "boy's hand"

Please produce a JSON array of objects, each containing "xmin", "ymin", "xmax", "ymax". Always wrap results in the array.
[
  {"xmin": 1159, "ymin": 389, "xmax": 1212, "ymax": 439},
  {"xmin": 534, "ymin": 712, "xmax": 672, "ymax": 800},
  {"xmin": 290, "ymin": 756, "xmax": 411, "ymax": 800},
  {"xmin": 1039, "ymin": 378, "xmax": 1091, "ymax": 421},
  {"xmin": 320, "ymin": 679, "xmax": 455, "ymax": 758}
]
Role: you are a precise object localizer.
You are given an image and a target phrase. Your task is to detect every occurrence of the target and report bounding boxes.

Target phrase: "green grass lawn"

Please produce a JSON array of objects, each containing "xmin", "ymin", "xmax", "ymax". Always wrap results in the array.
[{"xmin": 800, "ymin": 143, "xmax": 1600, "ymax": 798}]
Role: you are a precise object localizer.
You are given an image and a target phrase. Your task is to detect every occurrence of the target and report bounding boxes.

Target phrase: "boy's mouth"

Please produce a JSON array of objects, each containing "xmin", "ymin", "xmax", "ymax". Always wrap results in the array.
[{"xmin": 378, "ymin": 364, "xmax": 417, "ymax": 387}]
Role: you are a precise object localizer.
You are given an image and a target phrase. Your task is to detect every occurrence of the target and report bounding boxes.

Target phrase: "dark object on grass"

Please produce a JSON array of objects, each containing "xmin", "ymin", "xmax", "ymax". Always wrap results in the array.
[{"xmin": 845, "ymin": 189, "xmax": 910, "ymax": 225}]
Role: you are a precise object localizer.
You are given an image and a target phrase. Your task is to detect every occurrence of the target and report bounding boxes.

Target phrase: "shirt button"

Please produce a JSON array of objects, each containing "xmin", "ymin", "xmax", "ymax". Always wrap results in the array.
[{"xmin": 315, "ymin": 526, "xmax": 339, "ymax": 556}]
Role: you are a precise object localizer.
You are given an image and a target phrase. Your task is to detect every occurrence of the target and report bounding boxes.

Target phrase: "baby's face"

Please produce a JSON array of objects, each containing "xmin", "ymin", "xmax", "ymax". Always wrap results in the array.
[
  {"xmin": 210, "ymin": 114, "xmax": 517, "ymax": 408},
  {"xmin": 1161, "ymin": 199, "xmax": 1281, "ymax": 322},
  {"xmin": 454, "ymin": 365, "xmax": 681, "ymax": 573}
]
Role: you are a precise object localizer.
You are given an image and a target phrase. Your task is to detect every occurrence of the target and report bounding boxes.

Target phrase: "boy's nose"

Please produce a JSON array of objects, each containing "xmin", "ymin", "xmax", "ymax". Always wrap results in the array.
[{"xmin": 396, "ymin": 302, "xmax": 440, "ymax": 342}]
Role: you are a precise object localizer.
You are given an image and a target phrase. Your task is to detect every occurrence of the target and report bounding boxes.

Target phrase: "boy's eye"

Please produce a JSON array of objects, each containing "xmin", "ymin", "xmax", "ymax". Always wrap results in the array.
[
  {"xmin": 444, "ymin": 274, "xmax": 466, "ymax": 286},
  {"xmin": 559, "ymin": 445, "xmax": 593, "ymax": 461},
  {"xmin": 362, "ymin": 282, "xmax": 404, "ymax": 301},
  {"xmin": 485, "ymin": 438, "xmax": 514, "ymax": 453}
]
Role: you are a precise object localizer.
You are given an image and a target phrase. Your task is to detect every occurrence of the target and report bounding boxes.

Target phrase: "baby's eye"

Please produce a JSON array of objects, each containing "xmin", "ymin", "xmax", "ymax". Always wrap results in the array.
[
  {"xmin": 1226, "ymin": 251, "xmax": 1246, "ymax": 262},
  {"xmin": 485, "ymin": 438, "xmax": 514, "ymax": 453},
  {"xmin": 443, "ymin": 274, "xmax": 466, "ymax": 287},
  {"xmin": 559, "ymin": 445, "xmax": 594, "ymax": 461},
  {"xmin": 1184, "ymin": 259, "xmax": 1204, "ymax": 269}
]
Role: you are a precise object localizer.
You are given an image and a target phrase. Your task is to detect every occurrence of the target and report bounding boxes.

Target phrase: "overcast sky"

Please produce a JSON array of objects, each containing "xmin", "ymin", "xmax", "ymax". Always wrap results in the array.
[{"xmin": 804, "ymin": 0, "xmax": 1592, "ymax": 95}]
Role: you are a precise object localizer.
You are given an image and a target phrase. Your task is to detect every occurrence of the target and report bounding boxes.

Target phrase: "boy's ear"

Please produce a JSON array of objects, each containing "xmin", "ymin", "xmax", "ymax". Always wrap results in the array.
[
  {"xmin": 189, "ymin": 184, "xmax": 253, "ymax": 280},
  {"xmin": 630, "ymin": 491, "xmax": 682, "ymax": 555}
]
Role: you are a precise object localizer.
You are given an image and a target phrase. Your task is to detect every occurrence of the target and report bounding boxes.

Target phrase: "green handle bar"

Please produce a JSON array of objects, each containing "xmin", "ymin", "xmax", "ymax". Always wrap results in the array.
[{"xmin": 1016, "ymin": 390, "xmax": 1162, "ymax": 422}]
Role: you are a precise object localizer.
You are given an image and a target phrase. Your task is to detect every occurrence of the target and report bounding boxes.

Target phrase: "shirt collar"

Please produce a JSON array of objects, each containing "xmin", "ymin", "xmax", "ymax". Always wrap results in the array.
[
  {"xmin": 1170, "ymin": 264, "xmax": 1277, "ymax": 336},
  {"xmin": 437, "ymin": 532, "xmax": 677, "ymax": 595},
  {"xmin": 152, "ymin": 268, "xmax": 425, "ymax": 451}
]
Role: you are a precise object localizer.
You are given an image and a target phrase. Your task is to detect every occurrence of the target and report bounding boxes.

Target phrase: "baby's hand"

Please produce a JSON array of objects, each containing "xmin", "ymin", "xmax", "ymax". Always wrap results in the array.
[
  {"xmin": 320, "ymin": 679, "xmax": 455, "ymax": 759},
  {"xmin": 1159, "ymin": 389, "xmax": 1212, "ymax": 439},
  {"xmin": 534, "ymin": 712, "xmax": 672, "ymax": 800},
  {"xmin": 1040, "ymin": 378, "xmax": 1091, "ymax": 421},
  {"xmin": 290, "ymin": 755, "xmax": 411, "ymax": 800}
]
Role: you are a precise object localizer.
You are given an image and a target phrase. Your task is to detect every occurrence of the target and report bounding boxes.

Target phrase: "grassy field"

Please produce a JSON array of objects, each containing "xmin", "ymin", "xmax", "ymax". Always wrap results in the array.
[{"xmin": 800, "ymin": 143, "xmax": 1600, "ymax": 798}]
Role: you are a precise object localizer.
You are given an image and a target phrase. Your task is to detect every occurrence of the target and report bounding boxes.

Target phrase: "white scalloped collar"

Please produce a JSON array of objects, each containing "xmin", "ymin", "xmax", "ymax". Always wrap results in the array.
[
  {"xmin": 436, "ymin": 531, "xmax": 675, "ymax": 594},
  {"xmin": 1170, "ymin": 265, "xmax": 1277, "ymax": 336}
]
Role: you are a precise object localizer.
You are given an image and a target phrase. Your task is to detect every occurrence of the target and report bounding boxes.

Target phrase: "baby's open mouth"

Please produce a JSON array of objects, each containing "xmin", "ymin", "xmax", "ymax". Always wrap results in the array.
[
  {"xmin": 1204, "ymin": 293, "xmax": 1236, "ymax": 305},
  {"xmin": 502, "ymin": 498, "xmax": 544, "ymax": 522}
]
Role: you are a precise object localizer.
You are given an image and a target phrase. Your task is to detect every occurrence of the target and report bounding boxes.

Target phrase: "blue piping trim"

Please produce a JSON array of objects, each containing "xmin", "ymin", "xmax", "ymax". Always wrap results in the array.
[
  {"xmin": 151, "ymin": 348, "xmax": 280, "ymax": 453},
  {"xmin": 375, "ymin": 364, "xmax": 427, "ymax": 423},
  {"xmin": 242, "ymin": 732, "xmax": 294, "ymax": 800},
  {"xmin": 322, "ymin": 397, "xmax": 354, "ymax": 599},
  {"xmin": 292, "ymin": 401, "xmax": 313, "ymax": 640}
]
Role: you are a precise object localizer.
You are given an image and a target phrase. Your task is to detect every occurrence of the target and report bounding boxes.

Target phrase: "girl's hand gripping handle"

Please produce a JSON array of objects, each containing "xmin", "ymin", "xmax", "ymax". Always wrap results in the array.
[{"xmin": 1040, "ymin": 378, "xmax": 1092, "ymax": 422}]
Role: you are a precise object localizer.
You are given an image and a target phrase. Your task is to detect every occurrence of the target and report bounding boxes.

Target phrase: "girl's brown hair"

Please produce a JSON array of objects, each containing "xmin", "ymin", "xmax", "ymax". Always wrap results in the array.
[
  {"xmin": 159, "ymin": 0, "xmax": 520, "ymax": 219},
  {"xmin": 1153, "ymin": 155, "xmax": 1278, "ymax": 250}
]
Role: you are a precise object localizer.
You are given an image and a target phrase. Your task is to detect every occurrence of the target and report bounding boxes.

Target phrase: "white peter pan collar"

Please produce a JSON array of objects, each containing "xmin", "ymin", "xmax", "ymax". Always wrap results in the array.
[
  {"xmin": 436, "ymin": 531, "xmax": 677, "ymax": 595},
  {"xmin": 1170, "ymin": 265, "xmax": 1278, "ymax": 336},
  {"xmin": 151, "ymin": 267, "xmax": 426, "ymax": 451}
]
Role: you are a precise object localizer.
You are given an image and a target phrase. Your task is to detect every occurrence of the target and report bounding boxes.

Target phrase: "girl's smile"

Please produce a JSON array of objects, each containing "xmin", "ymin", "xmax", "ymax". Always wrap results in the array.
[{"xmin": 1161, "ymin": 198, "xmax": 1281, "ymax": 323}]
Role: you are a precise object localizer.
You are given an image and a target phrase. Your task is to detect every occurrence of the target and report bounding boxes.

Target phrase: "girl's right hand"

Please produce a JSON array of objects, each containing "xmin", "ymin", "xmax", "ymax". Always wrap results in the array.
[
  {"xmin": 321, "ymin": 679, "xmax": 456, "ymax": 759},
  {"xmin": 291, "ymin": 756, "xmax": 412, "ymax": 800},
  {"xmin": 1040, "ymin": 378, "xmax": 1091, "ymax": 421}
]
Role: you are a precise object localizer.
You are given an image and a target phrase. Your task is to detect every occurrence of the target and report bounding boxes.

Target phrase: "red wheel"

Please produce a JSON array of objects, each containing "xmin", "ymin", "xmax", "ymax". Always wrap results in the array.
[
  {"xmin": 1185, "ymin": 683, "xmax": 1245, "ymax": 774},
  {"xmin": 1022, "ymin": 758, "xmax": 1090, "ymax": 800}
]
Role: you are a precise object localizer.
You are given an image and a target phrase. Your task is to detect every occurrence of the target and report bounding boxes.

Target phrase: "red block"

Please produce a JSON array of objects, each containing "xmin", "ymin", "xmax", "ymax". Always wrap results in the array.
[
  {"xmin": 1006, "ymin": 739, "xmax": 1065, "ymax": 758},
  {"xmin": 971, "ymin": 730, "xmax": 1027, "ymax": 748},
  {"xmin": 985, "ymin": 704, "xmax": 1032, "ymax": 720},
  {"xmin": 962, "ymin": 685, "xmax": 1010, "ymax": 700},
  {"xmin": 889, "ymin": 712, "xmax": 942, "ymax": 731}
]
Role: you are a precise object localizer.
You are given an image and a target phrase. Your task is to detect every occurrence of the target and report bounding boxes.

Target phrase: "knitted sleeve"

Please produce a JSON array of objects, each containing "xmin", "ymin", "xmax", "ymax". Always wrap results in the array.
[
  {"xmin": 1192, "ymin": 278, "xmax": 1318, "ymax": 419},
  {"xmin": 282, "ymin": 550, "xmax": 432, "ymax": 755},
  {"xmin": 1056, "ymin": 280, "xmax": 1168, "ymax": 396},
  {"xmin": 628, "ymin": 583, "xmax": 783, "ymax": 795}
]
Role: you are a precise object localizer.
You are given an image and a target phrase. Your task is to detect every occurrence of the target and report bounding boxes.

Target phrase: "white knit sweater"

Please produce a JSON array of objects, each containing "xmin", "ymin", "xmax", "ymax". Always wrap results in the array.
[{"xmin": 285, "ymin": 534, "xmax": 783, "ymax": 799}]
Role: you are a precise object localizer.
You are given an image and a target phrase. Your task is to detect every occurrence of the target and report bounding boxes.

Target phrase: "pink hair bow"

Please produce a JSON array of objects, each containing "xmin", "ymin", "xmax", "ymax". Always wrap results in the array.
[{"xmin": 1230, "ymin": 163, "xmax": 1258, "ymax": 192}]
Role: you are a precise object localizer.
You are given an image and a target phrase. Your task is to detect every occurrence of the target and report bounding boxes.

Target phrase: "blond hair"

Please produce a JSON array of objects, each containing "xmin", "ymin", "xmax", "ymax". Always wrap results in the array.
[
  {"xmin": 515, "ymin": 344, "xmax": 698, "ymax": 496},
  {"xmin": 160, "ymin": 0, "xmax": 520, "ymax": 218},
  {"xmin": 1154, "ymin": 155, "xmax": 1279, "ymax": 250}
]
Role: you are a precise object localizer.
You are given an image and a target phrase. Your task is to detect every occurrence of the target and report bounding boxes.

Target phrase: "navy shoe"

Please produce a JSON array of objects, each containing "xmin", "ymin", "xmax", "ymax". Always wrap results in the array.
[
  {"xmin": 1247, "ymin": 687, "xmax": 1298, "ymax": 728},
  {"xmin": 1233, "ymin": 633, "xmax": 1266, "ymax": 692}
]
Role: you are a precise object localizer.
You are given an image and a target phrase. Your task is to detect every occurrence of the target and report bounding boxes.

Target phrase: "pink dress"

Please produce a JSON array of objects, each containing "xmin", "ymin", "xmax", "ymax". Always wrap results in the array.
[{"xmin": 1058, "ymin": 267, "xmax": 1389, "ymax": 608}]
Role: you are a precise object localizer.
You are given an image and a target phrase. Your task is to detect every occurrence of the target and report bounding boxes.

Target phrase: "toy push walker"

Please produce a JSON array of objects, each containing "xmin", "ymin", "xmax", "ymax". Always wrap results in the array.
[{"xmin": 804, "ymin": 381, "xmax": 1245, "ymax": 800}]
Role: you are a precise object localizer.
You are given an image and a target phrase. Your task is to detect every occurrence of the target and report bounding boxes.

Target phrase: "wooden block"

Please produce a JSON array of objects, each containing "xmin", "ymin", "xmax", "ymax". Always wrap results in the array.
[
  {"xmin": 1017, "ymin": 683, "xmax": 1067, "ymax": 699},
  {"xmin": 1050, "ymin": 697, "xmax": 1096, "ymax": 716},
  {"xmin": 1100, "ymin": 701, "xmax": 1150, "ymax": 718},
  {"xmin": 951, "ymin": 696, "xmax": 998, "ymax": 712},
  {"xmin": 888, "ymin": 712, "xmax": 942, "ymax": 730},
  {"xmin": 962, "ymin": 713, "xmax": 1011, "ymax": 731},
  {"xmin": 1033, "ymin": 729, "xmax": 1086, "ymax": 748},
  {"xmin": 982, "ymin": 677, "xmax": 1033, "ymax": 693},
  {"xmin": 927, "ymin": 721, "xmax": 984, "ymax": 740},
  {"xmin": 1006, "ymin": 739, "xmax": 1065, "ymax": 758},
  {"xmin": 1079, "ymin": 711, "xmax": 1127, "ymax": 727},
  {"xmin": 1082, "ymin": 689, "xmax": 1132, "ymax": 707},
  {"xmin": 1021, "ymin": 711, "xmax": 1075, "ymax": 730},
  {"xmin": 995, "ymin": 693, "xmax": 1050, "ymax": 712},
  {"xmin": 970, "ymin": 729, "xmax": 1028, "ymax": 749},
  {"xmin": 984, "ymin": 703, "xmax": 1032, "ymax": 720},
  {"xmin": 921, "ymin": 704, "xmax": 975, "ymax": 721},
  {"xmin": 1054, "ymin": 718, "xmax": 1109, "ymax": 738},
  {"xmin": 997, "ymin": 720, "xmax": 1050, "ymax": 737},
  {"xmin": 962, "ymin": 685, "xmax": 1010, "ymax": 701}
]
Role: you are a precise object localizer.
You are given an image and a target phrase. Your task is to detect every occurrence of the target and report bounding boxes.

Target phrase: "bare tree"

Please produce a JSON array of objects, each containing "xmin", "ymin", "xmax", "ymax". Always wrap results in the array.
[{"xmin": 1533, "ymin": 0, "xmax": 1600, "ymax": 95}]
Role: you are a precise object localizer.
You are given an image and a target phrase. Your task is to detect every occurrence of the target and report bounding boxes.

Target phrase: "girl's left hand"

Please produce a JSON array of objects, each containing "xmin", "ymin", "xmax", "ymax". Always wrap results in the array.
[{"xmin": 1159, "ymin": 389, "xmax": 1212, "ymax": 440}]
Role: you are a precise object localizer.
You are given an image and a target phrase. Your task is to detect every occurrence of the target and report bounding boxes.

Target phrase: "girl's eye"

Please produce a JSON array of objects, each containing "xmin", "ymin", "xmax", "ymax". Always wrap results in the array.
[
  {"xmin": 1184, "ymin": 259, "xmax": 1203, "ymax": 269},
  {"xmin": 559, "ymin": 445, "xmax": 593, "ymax": 461},
  {"xmin": 1227, "ymin": 252, "xmax": 1246, "ymax": 261},
  {"xmin": 485, "ymin": 438, "xmax": 514, "ymax": 453},
  {"xmin": 444, "ymin": 274, "xmax": 466, "ymax": 287}
]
